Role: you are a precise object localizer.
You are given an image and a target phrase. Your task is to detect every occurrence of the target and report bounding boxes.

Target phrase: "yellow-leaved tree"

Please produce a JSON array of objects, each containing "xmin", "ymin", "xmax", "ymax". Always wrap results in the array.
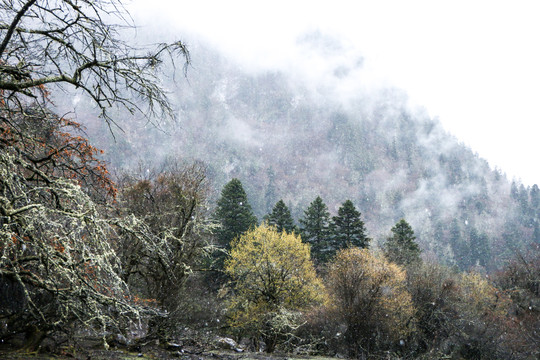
[
  {"xmin": 452, "ymin": 272, "xmax": 512, "ymax": 358},
  {"xmin": 327, "ymin": 248, "xmax": 416, "ymax": 356},
  {"xmin": 225, "ymin": 223, "xmax": 325, "ymax": 352}
]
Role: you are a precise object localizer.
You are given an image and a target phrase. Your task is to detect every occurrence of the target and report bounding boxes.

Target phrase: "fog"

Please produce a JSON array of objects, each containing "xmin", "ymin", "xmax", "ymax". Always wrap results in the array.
[
  {"xmin": 47, "ymin": 1, "xmax": 539, "ymax": 270},
  {"xmin": 129, "ymin": 0, "xmax": 540, "ymax": 186}
]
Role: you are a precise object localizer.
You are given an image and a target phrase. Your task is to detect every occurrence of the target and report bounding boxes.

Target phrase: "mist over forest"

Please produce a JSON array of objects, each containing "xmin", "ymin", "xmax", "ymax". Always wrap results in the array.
[
  {"xmin": 55, "ymin": 32, "xmax": 539, "ymax": 271},
  {"xmin": 2, "ymin": 2, "xmax": 539, "ymax": 358}
]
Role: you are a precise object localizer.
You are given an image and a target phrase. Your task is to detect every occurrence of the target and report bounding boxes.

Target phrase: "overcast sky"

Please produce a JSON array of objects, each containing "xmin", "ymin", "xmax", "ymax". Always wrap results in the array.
[{"xmin": 131, "ymin": 0, "xmax": 539, "ymax": 186}]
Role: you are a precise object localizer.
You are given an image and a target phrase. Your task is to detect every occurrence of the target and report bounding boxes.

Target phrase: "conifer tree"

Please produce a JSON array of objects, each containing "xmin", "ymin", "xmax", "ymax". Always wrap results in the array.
[
  {"xmin": 469, "ymin": 228, "xmax": 490, "ymax": 268},
  {"xmin": 330, "ymin": 200, "xmax": 370, "ymax": 254},
  {"xmin": 383, "ymin": 219, "xmax": 422, "ymax": 266},
  {"xmin": 533, "ymin": 222, "xmax": 540, "ymax": 244},
  {"xmin": 528, "ymin": 184, "xmax": 539, "ymax": 230},
  {"xmin": 264, "ymin": 167, "xmax": 278, "ymax": 213},
  {"xmin": 449, "ymin": 219, "xmax": 469, "ymax": 268},
  {"xmin": 266, "ymin": 199, "xmax": 297, "ymax": 234},
  {"xmin": 510, "ymin": 181, "xmax": 519, "ymax": 200},
  {"xmin": 299, "ymin": 196, "xmax": 331, "ymax": 262},
  {"xmin": 531, "ymin": 184, "xmax": 539, "ymax": 211},
  {"xmin": 214, "ymin": 179, "xmax": 258, "ymax": 250}
]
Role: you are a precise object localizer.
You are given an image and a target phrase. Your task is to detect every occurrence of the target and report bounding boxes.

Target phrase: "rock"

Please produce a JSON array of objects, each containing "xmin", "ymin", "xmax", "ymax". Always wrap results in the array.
[
  {"xmin": 166, "ymin": 342, "xmax": 183, "ymax": 350},
  {"xmin": 216, "ymin": 336, "xmax": 238, "ymax": 350}
]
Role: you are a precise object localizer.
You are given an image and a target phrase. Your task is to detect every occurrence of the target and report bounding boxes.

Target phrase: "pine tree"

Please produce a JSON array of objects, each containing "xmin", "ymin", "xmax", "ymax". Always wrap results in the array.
[
  {"xmin": 533, "ymin": 222, "xmax": 540, "ymax": 245},
  {"xmin": 469, "ymin": 227, "xmax": 490, "ymax": 268},
  {"xmin": 530, "ymin": 184, "xmax": 539, "ymax": 210},
  {"xmin": 266, "ymin": 199, "xmax": 297, "ymax": 234},
  {"xmin": 264, "ymin": 167, "xmax": 278, "ymax": 213},
  {"xmin": 215, "ymin": 178, "xmax": 258, "ymax": 250},
  {"xmin": 449, "ymin": 219, "xmax": 469, "ymax": 268},
  {"xmin": 528, "ymin": 184, "xmax": 539, "ymax": 229},
  {"xmin": 510, "ymin": 181, "xmax": 519, "ymax": 200},
  {"xmin": 299, "ymin": 196, "xmax": 331, "ymax": 262},
  {"xmin": 517, "ymin": 184, "xmax": 531, "ymax": 226},
  {"xmin": 383, "ymin": 219, "xmax": 422, "ymax": 266},
  {"xmin": 330, "ymin": 200, "xmax": 370, "ymax": 254}
]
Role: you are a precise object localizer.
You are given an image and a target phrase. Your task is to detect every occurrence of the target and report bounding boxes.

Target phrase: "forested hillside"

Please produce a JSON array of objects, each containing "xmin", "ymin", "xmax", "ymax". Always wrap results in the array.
[
  {"xmin": 2, "ymin": 2, "xmax": 539, "ymax": 359},
  {"xmin": 58, "ymin": 39, "xmax": 539, "ymax": 271}
]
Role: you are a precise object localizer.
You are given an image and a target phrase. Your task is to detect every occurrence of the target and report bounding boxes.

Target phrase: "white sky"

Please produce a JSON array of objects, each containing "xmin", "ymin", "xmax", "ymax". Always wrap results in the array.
[{"xmin": 131, "ymin": 0, "xmax": 540, "ymax": 186}]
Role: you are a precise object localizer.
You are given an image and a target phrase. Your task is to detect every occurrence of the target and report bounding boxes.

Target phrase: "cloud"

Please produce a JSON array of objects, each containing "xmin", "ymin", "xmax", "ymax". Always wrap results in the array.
[{"xmin": 127, "ymin": 0, "xmax": 540, "ymax": 185}]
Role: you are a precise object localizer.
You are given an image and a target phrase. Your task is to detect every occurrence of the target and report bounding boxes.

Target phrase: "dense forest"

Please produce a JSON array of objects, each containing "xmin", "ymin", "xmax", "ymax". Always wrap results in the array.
[
  {"xmin": 64, "ymin": 38, "xmax": 539, "ymax": 272},
  {"xmin": 0, "ymin": 1, "xmax": 538, "ymax": 359}
]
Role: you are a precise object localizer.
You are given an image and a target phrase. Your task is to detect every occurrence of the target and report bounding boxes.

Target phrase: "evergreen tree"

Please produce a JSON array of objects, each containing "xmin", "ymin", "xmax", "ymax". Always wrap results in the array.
[
  {"xmin": 449, "ymin": 219, "xmax": 469, "ymax": 268},
  {"xmin": 266, "ymin": 199, "xmax": 297, "ymax": 234},
  {"xmin": 510, "ymin": 181, "xmax": 519, "ymax": 200},
  {"xmin": 528, "ymin": 185, "xmax": 540, "ymax": 245},
  {"xmin": 517, "ymin": 184, "xmax": 531, "ymax": 226},
  {"xmin": 299, "ymin": 196, "xmax": 331, "ymax": 262},
  {"xmin": 533, "ymin": 222, "xmax": 540, "ymax": 245},
  {"xmin": 330, "ymin": 200, "xmax": 370, "ymax": 253},
  {"xmin": 469, "ymin": 228, "xmax": 490, "ymax": 268},
  {"xmin": 264, "ymin": 167, "xmax": 277, "ymax": 213},
  {"xmin": 383, "ymin": 219, "xmax": 422, "ymax": 266},
  {"xmin": 215, "ymin": 178, "xmax": 258, "ymax": 250},
  {"xmin": 527, "ymin": 184, "xmax": 539, "ymax": 229},
  {"xmin": 503, "ymin": 220, "xmax": 521, "ymax": 253},
  {"xmin": 530, "ymin": 184, "xmax": 540, "ymax": 211}
]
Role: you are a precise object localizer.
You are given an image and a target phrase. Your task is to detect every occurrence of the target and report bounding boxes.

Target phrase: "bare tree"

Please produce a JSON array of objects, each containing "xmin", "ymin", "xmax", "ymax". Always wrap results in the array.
[
  {"xmin": 114, "ymin": 160, "xmax": 215, "ymax": 339},
  {"xmin": 0, "ymin": 0, "xmax": 190, "ymax": 351},
  {"xmin": 0, "ymin": 0, "xmax": 188, "ymax": 127}
]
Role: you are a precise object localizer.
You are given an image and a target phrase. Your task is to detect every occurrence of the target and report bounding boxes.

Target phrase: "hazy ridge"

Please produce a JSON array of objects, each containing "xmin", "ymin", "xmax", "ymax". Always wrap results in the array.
[{"xmin": 57, "ymin": 38, "xmax": 538, "ymax": 271}]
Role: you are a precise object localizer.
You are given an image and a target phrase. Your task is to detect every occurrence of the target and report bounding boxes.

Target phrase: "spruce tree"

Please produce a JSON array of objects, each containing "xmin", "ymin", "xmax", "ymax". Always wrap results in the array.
[
  {"xmin": 330, "ymin": 200, "xmax": 370, "ymax": 253},
  {"xmin": 469, "ymin": 228, "xmax": 490, "ymax": 268},
  {"xmin": 264, "ymin": 167, "xmax": 278, "ymax": 213},
  {"xmin": 383, "ymin": 219, "xmax": 421, "ymax": 266},
  {"xmin": 215, "ymin": 178, "xmax": 258, "ymax": 250},
  {"xmin": 299, "ymin": 196, "xmax": 331, "ymax": 262},
  {"xmin": 531, "ymin": 184, "xmax": 539, "ymax": 210},
  {"xmin": 449, "ymin": 219, "xmax": 469, "ymax": 268},
  {"xmin": 533, "ymin": 222, "xmax": 540, "ymax": 245},
  {"xmin": 266, "ymin": 199, "xmax": 297, "ymax": 234},
  {"xmin": 528, "ymin": 184, "xmax": 539, "ymax": 229}
]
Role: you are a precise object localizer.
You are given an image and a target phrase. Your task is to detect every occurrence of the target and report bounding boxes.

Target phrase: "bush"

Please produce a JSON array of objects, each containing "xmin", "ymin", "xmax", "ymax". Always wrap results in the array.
[
  {"xmin": 407, "ymin": 262, "xmax": 515, "ymax": 359},
  {"xmin": 224, "ymin": 224, "xmax": 325, "ymax": 352},
  {"xmin": 326, "ymin": 248, "xmax": 416, "ymax": 357}
]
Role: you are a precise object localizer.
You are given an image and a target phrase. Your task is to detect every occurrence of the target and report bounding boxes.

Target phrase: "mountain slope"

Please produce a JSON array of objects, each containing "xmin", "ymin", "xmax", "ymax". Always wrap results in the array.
[{"xmin": 55, "ymin": 39, "xmax": 538, "ymax": 270}]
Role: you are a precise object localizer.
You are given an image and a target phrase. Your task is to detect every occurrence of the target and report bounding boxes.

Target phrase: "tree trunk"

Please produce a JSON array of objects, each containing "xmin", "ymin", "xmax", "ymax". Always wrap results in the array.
[
  {"xmin": 263, "ymin": 333, "xmax": 277, "ymax": 353},
  {"xmin": 18, "ymin": 325, "xmax": 46, "ymax": 353}
]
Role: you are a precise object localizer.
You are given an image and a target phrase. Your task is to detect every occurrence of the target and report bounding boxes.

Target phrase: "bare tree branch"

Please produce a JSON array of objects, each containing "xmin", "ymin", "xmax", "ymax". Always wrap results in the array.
[{"xmin": 0, "ymin": 0, "xmax": 189, "ymax": 128}]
